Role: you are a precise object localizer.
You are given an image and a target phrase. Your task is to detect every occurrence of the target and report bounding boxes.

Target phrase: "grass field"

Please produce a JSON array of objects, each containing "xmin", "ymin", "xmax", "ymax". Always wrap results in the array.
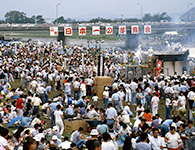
[{"xmin": 2, "ymin": 79, "xmax": 169, "ymax": 144}]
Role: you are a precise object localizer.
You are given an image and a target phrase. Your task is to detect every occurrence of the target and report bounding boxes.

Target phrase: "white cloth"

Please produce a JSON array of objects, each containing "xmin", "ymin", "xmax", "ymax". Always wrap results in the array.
[{"xmin": 165, "ymin": 132, "xmax": 180, "ymax": 149}]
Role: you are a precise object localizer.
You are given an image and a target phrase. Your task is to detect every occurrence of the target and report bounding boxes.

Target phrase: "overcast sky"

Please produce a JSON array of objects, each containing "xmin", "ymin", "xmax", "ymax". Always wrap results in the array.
[{"xmin": 0, "ymin": 0, "xmax": 193, "ymax": 20}]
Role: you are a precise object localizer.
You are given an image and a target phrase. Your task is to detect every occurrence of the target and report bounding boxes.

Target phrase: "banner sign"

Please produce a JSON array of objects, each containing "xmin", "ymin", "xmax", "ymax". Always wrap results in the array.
[
  {"xmin": 105, "ymin": 26, "xmax": 113, "ymax": 35},
  {"xmin": 144, "ymin": 25, "xmax": 152, "ymax": 34},
  {"xmin": 50, "ymin": 27, "xmax": 58, "ymax": 36},
  {"xmin": 156, "ymin": 60, "xmax": 163, "ymax": 78},
  {"xmin": 131, "ymin": 25, "xmax": 139, "ymax": 34},
  {"xmin": 64, "ymin": 27, "xmax": 72, "ymax": 36},
  {"xmin": 92, "ymin": 26, "xmax": 100, "ymax": 35},
  {"xmin": 79, "ymin": 27, "xmax": 86, "ymax": 36}
]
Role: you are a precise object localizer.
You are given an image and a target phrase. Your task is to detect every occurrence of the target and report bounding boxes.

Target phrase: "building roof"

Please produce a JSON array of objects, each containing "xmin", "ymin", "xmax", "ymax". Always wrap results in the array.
[{"xmin": 154, "ymin": 50, "xmax": 189, "ymax": 61}]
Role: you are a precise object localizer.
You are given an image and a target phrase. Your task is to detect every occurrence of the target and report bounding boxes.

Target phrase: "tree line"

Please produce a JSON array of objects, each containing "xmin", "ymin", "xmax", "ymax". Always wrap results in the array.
[{"xmin": 0, "ymin": 10, "xmax": 172, "ymax": 24}]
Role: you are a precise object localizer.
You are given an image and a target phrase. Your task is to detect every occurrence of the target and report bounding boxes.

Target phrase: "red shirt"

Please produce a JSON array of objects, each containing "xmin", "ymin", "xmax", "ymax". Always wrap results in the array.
[
  {"xmin": 16, "ymin": 98, "xmax": 24, "ymax": 109},
  {"xmin": 143, "ymin": 113, "xmax": 152, "ymax": 122}
]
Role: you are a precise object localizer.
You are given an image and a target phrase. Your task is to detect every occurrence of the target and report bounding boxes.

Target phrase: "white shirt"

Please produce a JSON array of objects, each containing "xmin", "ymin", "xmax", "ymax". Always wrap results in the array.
[
  {"xmin": 119, "ymin": 126, "xmax": 131, "ymax": 136},
  {"xmin": 64, "ymin": 83, "xmax": 71, "ymax": 92},
  {"xmin": 103, "ymin": 91, "xmax": 109, "ymax": 98},
  {"xmin": 178, "ymin": 95, "xmax": 186, "ymax": 108},
  {"xmin": 54, "ymin": 110, "xmax": 63, "ymax": 122},
  {"xmin": 0, "ymin": 136, "xmax": 9, "ymax": 150},
  {"xmin": 32, "ymin": 97, "xmax": 42, "ymax": 106},
  {"xmin": 101, "ymin": 141, "xmax": 115, "ymax": 150},
  {"xmin": 73, "ymin": 81, "xmax": 80, "ymax": 88},
  {"xmin": 37, "ymin": 86, "xmax": 45, "ymax": 94},
  {"xmin": 173, "ymin": 100, "xmax": 178, "ymax": 107},
  {"xmin": 187, "ymin": 91, "xmax": 195, "ymax": 100},
  {"xmin": 80, "ymin": 83, "xmax": 86, "ymax": 91},
  {"xmin": 150, "ymin": 136, "xmax": 163, "ymax": 150},
  {"xmin": 88, "ymin": 110, "xmax": 99, "ymax": 118},
  {"xmin": 92, "ymin": 96, "xmax": 98, "ymax": 102},
  {"xmin": 165, "ymin": 132, "xmax": 180, "ymax": 149},
  {"xmin": 151, "ymin": 96, "xmax": 159, "ymax": 107}
]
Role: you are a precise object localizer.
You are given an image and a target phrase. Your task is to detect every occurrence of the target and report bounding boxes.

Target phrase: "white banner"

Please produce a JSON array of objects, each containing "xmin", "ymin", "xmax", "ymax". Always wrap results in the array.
[
  {"xmin": 119, "ymin": 26, "xmax": 126, "ymax": 35},
  {"xmin": 131, "ymin": 25, "xmax": 139, "ymax": 34},
  {"xmin": 64, "ymin": 27, "xmax": 73, "ymax": 36},
  {"xmin": 105, "ymin": 26, "xmax": 113, "ymax": 35},
  {"xmin": 144, "ymin": 25, "xmax": 152, "ymax": 34},
  {"xmin": 79, "ymin": 27, "xmax": 86, "ymax": 36},
  {"xmin": 50, "ymin": 27, "xmax": 58, "ymax": 36},
  {"xmin": 92, "ymin": 26, "xmax": 100, "ymax": 35}
]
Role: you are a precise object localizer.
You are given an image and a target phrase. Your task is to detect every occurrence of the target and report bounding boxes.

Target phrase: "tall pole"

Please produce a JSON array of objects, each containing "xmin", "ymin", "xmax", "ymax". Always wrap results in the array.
[
  {"xmin": 56, "ymin": 3, "xmax": 61, "ymax": 23},
  {"xmin": 137, "ymin": 2, "xmax": 143, "ymax": 43},
  {"xmin": 137, "ymin": 3, "xmax": 143, "ymax": 22},
  {"xmin": 187, "ymin": 3, "xmax": 193, "ymax": 21}
]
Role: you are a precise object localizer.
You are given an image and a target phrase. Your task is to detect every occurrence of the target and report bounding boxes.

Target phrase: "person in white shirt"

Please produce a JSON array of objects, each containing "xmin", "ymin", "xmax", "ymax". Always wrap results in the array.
[
  {"xmin": 86, "ymin": 76, "xmax": 93, "ymax": 96},
  {"xmin": 102, "ymin": 132, "xmax": 115, "ymax": 150},
  {"xmin": 130, "ymin": 79, "xmax": 138, "ymax": 105},
  {"xmin": 54, "ymin": 104, "xmax": 64, "ymax": 135},
  {"xmin": 92, "ymin": 93, "xmax": 99, "ymax": 107},
  {"xmin": 124, "ymin": 104, "xmax": 133, "ymax": 117},
  {"xmin": 32, "ymin": 94, "xmax": 42, "ymax": 115},
  {"xmin": 37, "ymin": 84, "xmax": 46, "ymax": 104},
  {"xmin": 80, "ymin": 79, "xmax": 86, "ymax": 99},
  {"xmin": 118, "ymin": 123, "xmax": 131, "ymax": 142},
  {"xmin": 88, "ymin": 107, "xmax": 100, "ymax": 119},
  {"xmin": 187, "ymin": 88, "xmax": 195, "ymax": 120},
  {"xmin": 172, "ymin": 97, "xmax": 179, "ymax": 116},
  {"xmin": 150, "ymin": 128, "xmax": 163, "ymax": 150},
  {"xmin": 73, "ymin": 78, "xmax": 80, "ymax": 100},
  {"xmin": 103, "ymin": 87, "xmax": 110, "ymax": 109},
  {"xmin": 178, "ymin": 92, "xmax": 186, "ymax": 108},
  {"xmin": 64, "ymin": 79, "xmax": 73, "ymax": 99},
  {"xmin": 165, "ymin": 126, "xmax": 182, "ymax": 150},
  {"xmin": 31, "ymin": 123, "xmax": 40, "ymax": 137},
  {"xmin": 151, "ymin": 93, "xmax": 160, "ymax": 116}
]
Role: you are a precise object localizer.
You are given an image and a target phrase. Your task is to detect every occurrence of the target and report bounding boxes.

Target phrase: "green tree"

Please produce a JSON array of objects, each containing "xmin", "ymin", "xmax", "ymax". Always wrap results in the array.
[
  {"xmin": 5, "ymin": 11, "xmax": 27, "ymax": 23},
  {"xmin": 89, "ymin": 17, "xmax": 112, "ymax": 23},
  {"xmin": 142, "ymin": 12, "xmax": 171, "ymax": 22},
  {"xmin": 54, "ymin": 16, "xmax": 67, "ymax": 24},
  {"xmin": 36, "ymin": 15, "xmax": 45, "ymax": 24}
]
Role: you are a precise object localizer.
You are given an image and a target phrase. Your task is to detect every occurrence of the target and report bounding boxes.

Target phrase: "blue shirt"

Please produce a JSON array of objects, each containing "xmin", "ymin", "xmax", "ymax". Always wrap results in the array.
[
  {"xmin": 45, "ymin": 86, "xmax": 51, "ymax": 95},
  {"xmin": 67, "ymin": 97, "xmax": 73, "ymax": 105},
  {"xmin": 135, "ymin": 142, "xmax": 151, "ymax": 150},
  {"xmin": 65, "ymin": 107, "xmax": 74, "ymax": 115},
  {"xmin": 106, "ymin": 107, "xmax": 117, "ymax": 120},
  {"xmin": 162, "ymin": 119, "xmax": 173, "ymax": 126},
  {"xmin": 21, "ymin": 116, "xmax": 32, "ymax": 127},
  {"xmin": 49, "ymin": 102, "xmax": 58, "ymax": 112},
  {"xmin": 76, "ymin": 99, "xmax": 86, "ymax": 107},
  {"xmin": 111, "ymin": 93, "xmax": 120, "ymax": 101}
]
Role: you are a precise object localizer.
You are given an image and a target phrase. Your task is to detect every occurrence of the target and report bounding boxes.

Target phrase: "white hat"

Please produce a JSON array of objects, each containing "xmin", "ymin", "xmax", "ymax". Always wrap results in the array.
[
  {"xmin": 53, "ymin": 98, "xmax": 58, "ymax": 102},
  {"xmin": 90, "ymin": 129, "xmax": 99, "ymax": 136},
  {"xmin": 105, "ymin": 87, "xmax": 109, "ymax": 90},
  {"xmin": 53, "ymin": 126, "xmax": 59, "ymax": 131},
  {"xmin": 52, "ymin": 135, "xmax": 58, "ymax": 140}
]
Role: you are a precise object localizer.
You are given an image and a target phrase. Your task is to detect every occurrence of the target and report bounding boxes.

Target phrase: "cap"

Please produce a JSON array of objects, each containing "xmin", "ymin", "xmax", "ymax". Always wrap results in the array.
[
  {"xmin": 52, "ymin": 135, "xmax": 58, "ymax": 140},
  {"xmin": 90, "ymin": 129, "xmax": 99, "ymax": 136}
]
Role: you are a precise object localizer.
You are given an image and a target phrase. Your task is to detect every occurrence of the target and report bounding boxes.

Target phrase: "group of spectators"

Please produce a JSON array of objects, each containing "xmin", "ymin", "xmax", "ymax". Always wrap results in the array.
[{"xmin": 0, "ymin": 41, "xmax": 194, "ymax": 150}]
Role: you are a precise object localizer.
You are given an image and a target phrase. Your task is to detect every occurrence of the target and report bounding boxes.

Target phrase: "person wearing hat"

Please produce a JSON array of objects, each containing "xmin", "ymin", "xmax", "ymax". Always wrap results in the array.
[
  {"xmin": 103, "ymin": 86, "xmax": 110, "ymax": 109},
  {"xmin": 86, "ymin": 129, "xmax": 101, "ymax": 150},
  {"xmin": 50, "ymin": 135, "xmax": 61, "ymax": 149}
]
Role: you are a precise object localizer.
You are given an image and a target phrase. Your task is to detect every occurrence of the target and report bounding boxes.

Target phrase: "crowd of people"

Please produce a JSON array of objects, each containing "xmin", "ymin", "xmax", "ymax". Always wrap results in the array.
[{"xmin": 0, "ymin": 41, "xmax": 195, "ymax": 150}]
